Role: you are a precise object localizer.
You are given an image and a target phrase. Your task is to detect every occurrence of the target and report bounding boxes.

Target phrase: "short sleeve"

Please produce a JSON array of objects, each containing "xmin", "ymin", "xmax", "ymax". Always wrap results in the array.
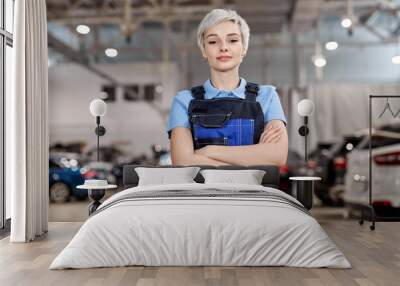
[
  {"xmin": 262, "ymin": 87, "xmax": 287, "ymax": 126},
  {"xmin": 166, "ymin": 91, "xmax": 192, "ymax": 138}
]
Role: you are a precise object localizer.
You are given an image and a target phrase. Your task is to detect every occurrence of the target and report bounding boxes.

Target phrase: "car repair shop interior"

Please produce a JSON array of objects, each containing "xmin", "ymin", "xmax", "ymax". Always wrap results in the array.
[{"xmin": 1, "ymin": 0, "xmax": 400, "ymax": 285}]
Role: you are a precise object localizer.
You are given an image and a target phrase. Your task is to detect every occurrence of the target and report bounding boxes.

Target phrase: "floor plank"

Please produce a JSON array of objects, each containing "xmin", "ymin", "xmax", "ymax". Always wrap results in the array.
[{"xmin": 1, "ymin": 217, "xmax": 400, "ymax": 286}]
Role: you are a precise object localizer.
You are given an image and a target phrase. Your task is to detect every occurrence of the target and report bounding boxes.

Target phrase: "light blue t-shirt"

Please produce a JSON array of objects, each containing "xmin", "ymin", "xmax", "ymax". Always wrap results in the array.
[{"xmin": 166, "ymin": 78, "xmax": 287, "ymax": 137}]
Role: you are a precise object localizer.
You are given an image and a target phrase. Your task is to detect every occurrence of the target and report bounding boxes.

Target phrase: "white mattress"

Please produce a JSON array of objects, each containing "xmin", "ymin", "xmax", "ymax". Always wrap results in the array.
[{"xmin": 50, "ymin": 183, "xmax": 351, "ymax": 269}]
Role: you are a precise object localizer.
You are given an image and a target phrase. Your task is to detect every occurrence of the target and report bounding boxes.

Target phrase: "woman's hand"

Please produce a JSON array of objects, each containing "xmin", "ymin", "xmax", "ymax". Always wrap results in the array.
[{"xmin": 259, "ymin": 122, "xmax": 285, "ymax": 144}]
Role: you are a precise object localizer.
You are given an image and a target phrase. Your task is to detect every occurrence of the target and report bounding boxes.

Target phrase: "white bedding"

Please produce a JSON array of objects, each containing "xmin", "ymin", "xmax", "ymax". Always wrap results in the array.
[{"xmin": 50, "ymin": 183, "xmax": 351, "ymax": 269}]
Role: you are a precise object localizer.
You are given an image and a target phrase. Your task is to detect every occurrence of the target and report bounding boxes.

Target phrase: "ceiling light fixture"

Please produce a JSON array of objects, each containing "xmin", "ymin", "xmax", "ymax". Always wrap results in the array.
[
  {"xmin": 393, "ymin": 37, "xmax": 400, "ymax": 65},
  {"xmin": 325, "ymin": 41, "xmax": 338, "ymax": 51},
  {"xmin": 105, "ymin": 48, "xmax": 118, "ymax": 58},
  {"xmin": 341, "ymin": 18, "xmax": 352, "ymax": 28},
  {"xmin": 312, "ymin": 55, "xmax": 327, "ymax": 67},
  {"xmin": 341, "ymin": 0, "xmax": 355, "ymax": 36},
  {"xmin": 312, "ymin": 21, "xmax": 326, "ymax": 80},
  {"xmin": 76, "ymin": 24, "xmax": 90, "ymax": 35}
]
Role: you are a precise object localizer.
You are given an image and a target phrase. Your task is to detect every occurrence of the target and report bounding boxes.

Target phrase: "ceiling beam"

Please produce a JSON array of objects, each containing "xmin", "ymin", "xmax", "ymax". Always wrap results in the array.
[
  {"xmin": 47, "ymin": 32, "xmax": 122, "ymax": 85},
  {"xmin": 48, "ymin": 3, "xmax": 291, "ymax": 21}
]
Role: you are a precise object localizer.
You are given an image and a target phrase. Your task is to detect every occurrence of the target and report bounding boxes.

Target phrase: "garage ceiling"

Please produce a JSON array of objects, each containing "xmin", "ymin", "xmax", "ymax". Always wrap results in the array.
[
  {"xmin": 46, "ymin": 0, "xmax": 295, "ymax": 34},
  {"xmin": 46, "ymin": 0, "xmax": 400, "ymax": 69}
]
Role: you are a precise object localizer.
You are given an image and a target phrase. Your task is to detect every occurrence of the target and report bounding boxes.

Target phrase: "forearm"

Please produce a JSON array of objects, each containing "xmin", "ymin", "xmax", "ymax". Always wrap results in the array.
[
  {"xmin": 172, "ymin": 153, "xmax": 229, "ymax": 166},
  {"xmin": 170, "ymin": 127, "xmax": 230, "ymax": 166},
  {"xmin": 204, "ymin": 143, "xmax": 288, "ymax": 166}
]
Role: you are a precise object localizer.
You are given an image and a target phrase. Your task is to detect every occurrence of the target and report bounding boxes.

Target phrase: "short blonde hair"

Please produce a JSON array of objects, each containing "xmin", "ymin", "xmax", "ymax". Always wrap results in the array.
[{"xmin": 197, "ymin": 9, "xmax": 250, "ymax": 55}]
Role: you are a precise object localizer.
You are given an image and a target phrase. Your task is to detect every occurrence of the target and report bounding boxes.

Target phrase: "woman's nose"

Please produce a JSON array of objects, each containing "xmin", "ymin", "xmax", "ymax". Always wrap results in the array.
[{"xmin": 219, "ymin": 42, "xmax": 228, "ymax": 52}]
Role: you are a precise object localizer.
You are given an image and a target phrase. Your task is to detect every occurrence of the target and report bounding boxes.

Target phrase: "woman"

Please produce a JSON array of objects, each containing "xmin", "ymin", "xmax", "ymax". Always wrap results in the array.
[{"xmin": 166, "ymin": 9, "xmax": 288, "ymax": 166}]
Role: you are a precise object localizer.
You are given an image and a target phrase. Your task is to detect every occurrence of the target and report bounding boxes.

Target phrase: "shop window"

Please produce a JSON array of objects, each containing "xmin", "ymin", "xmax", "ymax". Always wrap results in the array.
[
  {"xmin": 124, "ymin": 85, "xmax": 140, "ymax": 101},
  {"xmin": 101, "ymin": 85, "xmax": 116, "ymax": 102}
]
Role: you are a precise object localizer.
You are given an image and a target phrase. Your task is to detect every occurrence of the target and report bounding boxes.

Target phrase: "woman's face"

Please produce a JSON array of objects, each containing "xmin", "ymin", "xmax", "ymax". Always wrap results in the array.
[{"xmin": 202, "ymin": 21, "xmax": 245, "ymax": 73}]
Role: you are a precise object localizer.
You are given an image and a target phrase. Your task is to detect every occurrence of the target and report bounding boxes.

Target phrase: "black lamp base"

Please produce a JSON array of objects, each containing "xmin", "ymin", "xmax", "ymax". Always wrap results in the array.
[{"xmin": 88, "ymin": 189, "xmax": 106, "ymax": 215}]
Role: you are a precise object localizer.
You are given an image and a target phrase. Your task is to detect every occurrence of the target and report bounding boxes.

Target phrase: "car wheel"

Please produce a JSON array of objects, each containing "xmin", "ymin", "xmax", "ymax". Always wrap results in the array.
[{"xmin": 50, "ymin": 182, "xmax": 70, "ymax": 203}]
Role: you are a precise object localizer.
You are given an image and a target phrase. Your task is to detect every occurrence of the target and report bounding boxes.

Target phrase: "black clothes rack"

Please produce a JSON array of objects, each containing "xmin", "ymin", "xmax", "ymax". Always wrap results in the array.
[{"xmin": 359, "ymin": 95, "xmax": 400, "ymax": 230}]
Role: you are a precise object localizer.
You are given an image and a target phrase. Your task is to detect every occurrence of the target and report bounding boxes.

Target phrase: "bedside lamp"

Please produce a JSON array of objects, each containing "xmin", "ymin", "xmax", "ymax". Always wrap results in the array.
[
  {"xmin": 297, "ymin": 99, "xmax": 315, "ymax": 162},
  {"xmin": 289, "ymin": 99, "xmax": 320, "ymax": 210},
  {"xmin": 76, "ymin": 98, "xmax": 117, "ymax": 215},
  {"xmin": 89, "ymin": 99, "xmax": 107, "ymax": 162}
]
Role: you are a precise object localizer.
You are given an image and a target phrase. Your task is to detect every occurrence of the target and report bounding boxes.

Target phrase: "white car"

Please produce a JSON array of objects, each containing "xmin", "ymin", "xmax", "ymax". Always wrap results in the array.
[{"xmin": 344, "ymin": 128, "xmax": 400, "ymax": 213}]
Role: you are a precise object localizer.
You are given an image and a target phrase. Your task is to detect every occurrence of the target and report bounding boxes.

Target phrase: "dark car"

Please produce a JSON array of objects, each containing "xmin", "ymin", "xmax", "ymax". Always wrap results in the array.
[
  {"xmin": 49, "ymin": 155, "xmax": 86, "ymax": 203},
  {"xmin": 308, "ymin": 136, "xmax": 364, "ymax": 206}
]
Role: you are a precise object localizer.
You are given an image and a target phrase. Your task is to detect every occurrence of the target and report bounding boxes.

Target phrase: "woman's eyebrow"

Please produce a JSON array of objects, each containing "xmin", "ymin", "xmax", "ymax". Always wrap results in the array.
[
  {"xmin": 205, "ymin": 33, "xmax": 240, "ymax": 38},
  {"xmin": 206, "ymin": 34, "xmax": 218, "ymax": 38}
]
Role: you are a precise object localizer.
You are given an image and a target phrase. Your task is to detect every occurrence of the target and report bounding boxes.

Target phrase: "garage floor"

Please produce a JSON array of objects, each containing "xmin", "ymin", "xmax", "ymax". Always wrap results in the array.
[{"xmin": 2, "ymin": 205, "xmax": 399, "ymax": 286}]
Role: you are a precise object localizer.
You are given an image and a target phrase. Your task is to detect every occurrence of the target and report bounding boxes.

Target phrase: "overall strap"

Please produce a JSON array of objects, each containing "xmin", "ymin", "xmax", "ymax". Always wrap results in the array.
[
  {"xmin": 190, "ymin": 85, "xmax": 206, "ymax": 100},
  {"xmin": 245, "ymin": 82, "xmax": 259, "ymax": 102}
]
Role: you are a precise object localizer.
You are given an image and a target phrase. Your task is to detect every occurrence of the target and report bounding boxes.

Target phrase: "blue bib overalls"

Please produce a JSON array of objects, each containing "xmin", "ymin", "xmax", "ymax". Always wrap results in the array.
[{"xmin": 188, "ymin": 82, "xmax": 265, "ymax": 150}]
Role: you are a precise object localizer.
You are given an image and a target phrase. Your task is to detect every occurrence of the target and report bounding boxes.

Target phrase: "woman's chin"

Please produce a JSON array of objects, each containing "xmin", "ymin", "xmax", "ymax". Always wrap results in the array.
[{"xmin": 211, "ymin": 63, "xmax": 240, "ymax": 72}]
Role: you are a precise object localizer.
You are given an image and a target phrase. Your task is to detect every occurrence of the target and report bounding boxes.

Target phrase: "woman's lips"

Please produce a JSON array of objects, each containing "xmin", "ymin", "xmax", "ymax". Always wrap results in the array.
[{"xmin": 217, "ymin": 56, "xmax": 232, "ymax": 62}]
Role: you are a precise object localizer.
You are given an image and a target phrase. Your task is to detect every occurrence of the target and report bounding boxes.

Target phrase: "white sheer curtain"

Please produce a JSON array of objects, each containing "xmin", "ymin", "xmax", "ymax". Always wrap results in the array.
[{"xmin": 9, "ymin": 0, "xmax": 48, "ymax": 242}]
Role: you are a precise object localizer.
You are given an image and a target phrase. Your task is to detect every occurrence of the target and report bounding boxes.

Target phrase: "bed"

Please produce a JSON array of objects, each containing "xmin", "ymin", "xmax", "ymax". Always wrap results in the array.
[{"xmin": 50, "ymin": 165, "xmax": 351, "ymax": 269}]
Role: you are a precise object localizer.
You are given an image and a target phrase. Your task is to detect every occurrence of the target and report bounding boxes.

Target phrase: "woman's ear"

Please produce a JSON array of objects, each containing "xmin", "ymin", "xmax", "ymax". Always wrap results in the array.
[{"xmin": 201, "ymin": 48, "xmax": 207, "ymax": 59}]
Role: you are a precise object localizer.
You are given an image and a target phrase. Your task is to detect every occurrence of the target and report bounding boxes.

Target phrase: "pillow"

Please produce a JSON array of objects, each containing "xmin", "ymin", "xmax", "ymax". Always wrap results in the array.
[
  {"xmin": 200, "ymin": 169, "xmax": 266, "ymax": 185},
  {"xmin": 135, "ymin": 167, "xmax": 201, "ymax": 186}
]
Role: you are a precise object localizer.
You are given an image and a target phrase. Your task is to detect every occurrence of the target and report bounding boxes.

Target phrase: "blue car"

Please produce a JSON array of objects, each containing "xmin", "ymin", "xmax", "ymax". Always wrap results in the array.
[{"xmin": 49, "ymin": 156, "xmax": 86, "ymax": 203}]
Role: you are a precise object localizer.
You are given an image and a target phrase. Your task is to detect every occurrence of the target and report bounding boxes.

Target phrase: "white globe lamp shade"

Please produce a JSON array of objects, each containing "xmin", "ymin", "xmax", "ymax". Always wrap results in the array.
[
  {"xmin": 298, "ymin": 99, "xmax": 315, "ymax": 117},
  {"xmin": 89, "ymin": 99, "xmax": 107, "ymax": 117}
]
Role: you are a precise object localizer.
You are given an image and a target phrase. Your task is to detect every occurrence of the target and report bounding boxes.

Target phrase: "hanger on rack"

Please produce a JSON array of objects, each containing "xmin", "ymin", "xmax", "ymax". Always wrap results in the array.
[{"xmin": 378, "ymin": 98, "xmax": 400, "ymax": 118}]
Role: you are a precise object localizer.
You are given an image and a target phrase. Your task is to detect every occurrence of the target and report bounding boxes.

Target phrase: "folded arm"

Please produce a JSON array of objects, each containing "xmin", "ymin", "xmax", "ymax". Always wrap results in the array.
[
  {"xmin": 195, "ymin": 120, "xmax": 288, "ymax": 166},
  {"xmin": 170, "ymin": 127, "xmax": 229, "ymax": 166},
  {"xmin": 170, "ymin": 120, "xmax": 288, "ymax": 166}
]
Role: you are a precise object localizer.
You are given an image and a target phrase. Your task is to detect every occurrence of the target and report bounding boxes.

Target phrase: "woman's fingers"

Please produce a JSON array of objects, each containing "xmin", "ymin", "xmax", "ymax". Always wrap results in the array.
[
  {"xmin": 261, "ymin": 127, "xmax": 284, "ymax": 143},
  {"xmin": 260, "ymin": 125, "xmax": 275, "ymax": 142},
  {"xmin": 267, "ymin": 133, "xmax": 282, "ymax": 143},
  {"xmin": 260, "ymin": 128, "xmax": 283, "ymax": 143},
  {"xmin": 260, "ymin": 129, "xmax": 274, "ymax": 143}
]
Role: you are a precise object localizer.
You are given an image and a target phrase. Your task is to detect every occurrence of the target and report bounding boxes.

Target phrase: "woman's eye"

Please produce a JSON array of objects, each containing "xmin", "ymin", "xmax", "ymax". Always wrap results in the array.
[
  {"xmin": 230, "ymin": 39, "xmax": 239, "ymax": 43},
  {"xmin": 208, "ymin": 41, "xmax": 216, "ymax": 44}
]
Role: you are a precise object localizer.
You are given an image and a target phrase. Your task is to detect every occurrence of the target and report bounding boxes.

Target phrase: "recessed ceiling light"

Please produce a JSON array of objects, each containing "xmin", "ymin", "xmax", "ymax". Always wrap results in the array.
[
  {"xmin": 312, "ymin": 55, "xmax": 327, "ymax": 67},
  {"xmin": 76, "ymin": 24, "xmax": 90, "ymax": 35},
  {"xmin": 105, "ymin": 48, "xmax": 118, "ymax": 58},
  {"xmin": 325, "ymin": 41, "xmax": 338, "ymax": 51},
  {"xmin": 341, "ymin": 18, "xmax": 352, "ymax": 28}
]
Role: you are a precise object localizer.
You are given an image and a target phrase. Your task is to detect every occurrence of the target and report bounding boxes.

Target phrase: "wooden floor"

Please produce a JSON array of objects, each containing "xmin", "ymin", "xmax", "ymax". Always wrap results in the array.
[{"xmin": 1, "ymin": 216, "xmax": 400, "ymax": 286}]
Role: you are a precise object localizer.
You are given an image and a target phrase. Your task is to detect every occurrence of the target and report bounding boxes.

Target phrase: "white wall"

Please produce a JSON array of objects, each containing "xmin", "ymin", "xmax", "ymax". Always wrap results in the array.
[{"xmin": 49, "ymin": 62, "xmax": 179, "ymax": 157}]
